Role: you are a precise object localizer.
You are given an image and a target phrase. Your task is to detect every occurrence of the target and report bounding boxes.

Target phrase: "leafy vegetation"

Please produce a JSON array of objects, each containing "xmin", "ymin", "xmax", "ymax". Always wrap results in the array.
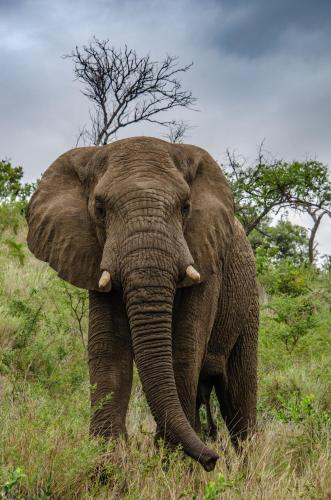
[
  {"xmin": 0, "ymin": 161, "xmax": 330, "ymax": 498},
  {"xmin": 0, "ymin": 160, "xmax": 35, "ymax": 236},
  {"xmin": 225, "ymin": 150, "xmax": 331, "ymax": 263},
  {"xmin": 250, "ymin": 219, "xmax": 309, "ymax": 267}
]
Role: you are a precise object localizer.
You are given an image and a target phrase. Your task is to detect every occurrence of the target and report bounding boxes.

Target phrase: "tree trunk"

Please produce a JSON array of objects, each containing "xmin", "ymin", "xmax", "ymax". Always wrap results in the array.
[{"xmin": 308, "ymin": 212, "xmax": 325, "ymax": 264}]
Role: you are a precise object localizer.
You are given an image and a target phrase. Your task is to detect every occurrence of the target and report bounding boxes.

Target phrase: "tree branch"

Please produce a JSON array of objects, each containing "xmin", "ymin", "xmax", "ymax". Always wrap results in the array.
[{"xmin": 64, "ymin": 38, "xmax": 196, "ymax": 145}]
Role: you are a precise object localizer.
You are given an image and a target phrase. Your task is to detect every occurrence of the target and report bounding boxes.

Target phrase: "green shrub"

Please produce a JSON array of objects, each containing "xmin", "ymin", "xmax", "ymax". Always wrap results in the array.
[
  {"xmin": 3, "ymin": 238, "xmax": 25, "ymax": 265},
  {"xmin": 0, "ymin": 160, "xmax": 35, "ymax": 237},
  {"xmin": 273, "ymin": 394, "xmax": 331, "ymax": 427},
  {"xmin": 201, "ymin": 473, "xmax": 235, "ymax": 499},
  {"xmin": 259, "ymin": 260, "xmax": 314, "ymax": 297},
  {"xmin": 1, "ymin": 467, "xmax": 27, "ymax": 498},
  {"xmin": 265, "ymin": 295, "xmax": 319, "ymax": 352}
]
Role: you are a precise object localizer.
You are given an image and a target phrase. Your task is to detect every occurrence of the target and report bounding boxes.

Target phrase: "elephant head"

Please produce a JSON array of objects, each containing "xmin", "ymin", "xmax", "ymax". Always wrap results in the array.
[{"xmin": 27, "ymin": 137, "xmax": 234, "ymax": 471}]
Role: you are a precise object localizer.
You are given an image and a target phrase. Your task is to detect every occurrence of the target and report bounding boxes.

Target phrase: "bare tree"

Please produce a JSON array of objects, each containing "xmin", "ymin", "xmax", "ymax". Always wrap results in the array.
[
  {"xmin": 74, "ymin": 126, "xmax": 87, "ymax": 147},
  {"xmin": 64, "ymin": 38, "xmax": 196, "ymax": 145},
  {"xmin": 164, "ymin": 120, "xmax": 191, "ymax": 144}
]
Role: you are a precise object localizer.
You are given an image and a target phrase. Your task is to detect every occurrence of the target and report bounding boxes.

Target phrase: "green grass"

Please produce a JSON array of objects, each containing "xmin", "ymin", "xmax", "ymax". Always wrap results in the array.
[{"xmin": 0, "ymin": 219, "xmax": 330, "ymax": 499}]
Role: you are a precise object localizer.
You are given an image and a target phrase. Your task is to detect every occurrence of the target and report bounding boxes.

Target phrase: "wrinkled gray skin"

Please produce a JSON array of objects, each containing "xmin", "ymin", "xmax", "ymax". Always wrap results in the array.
[{"xmin": 26, "ymin": 137, "xmax": 259, "ymax": 471}]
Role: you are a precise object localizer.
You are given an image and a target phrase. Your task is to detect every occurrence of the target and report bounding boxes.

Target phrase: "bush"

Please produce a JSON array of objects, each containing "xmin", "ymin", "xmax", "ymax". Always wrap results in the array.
[
  {"xmin": 0, "ymin": 159, "xmax": 35, "ymax": 237},
  {"xmin": 259, "ymin": 259, "xmax": 314, "ymax": 297},
  {"xmin": 201, "ymin": 473, "xmax": 235, "ymax": 499},
  {"xmin": 265, "ymin": 295, "xmax": 318, "ymax": 352},
  {"xmin": 273, "ymin": 394, "xmax": 331, "ymax": 427}
]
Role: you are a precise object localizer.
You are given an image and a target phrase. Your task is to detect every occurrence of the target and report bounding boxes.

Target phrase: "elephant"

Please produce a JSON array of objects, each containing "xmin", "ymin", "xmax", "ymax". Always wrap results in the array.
[{"xmin": 26, "ymin": 136, "xmax": 259, "ymax": 472}]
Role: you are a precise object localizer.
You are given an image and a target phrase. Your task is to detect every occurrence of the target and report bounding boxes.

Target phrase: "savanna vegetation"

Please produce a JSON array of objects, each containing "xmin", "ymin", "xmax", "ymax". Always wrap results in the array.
[{"xmin": 0, "ymin": 155, "xmax": 330, "ymax": 499}]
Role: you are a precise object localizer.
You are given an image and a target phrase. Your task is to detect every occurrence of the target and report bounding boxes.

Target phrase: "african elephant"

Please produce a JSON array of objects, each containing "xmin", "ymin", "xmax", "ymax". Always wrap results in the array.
[{"xmin": 26, "ymin": 137, "xmax": 259, "ymax": 472}]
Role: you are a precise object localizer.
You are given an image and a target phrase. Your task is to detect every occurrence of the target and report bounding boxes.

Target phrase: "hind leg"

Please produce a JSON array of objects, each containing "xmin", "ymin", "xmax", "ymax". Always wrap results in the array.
[
  {"xmin": 206, "ymin": 396, "xmax": 217, "ymax": 438},
  {"xmin": 208, "ymin": 221, "xmax": 259, "ymax": 448},
  {"xmin": 215, "ymin": 329, "xmax": 258, "ymax": 448},
  {"xmin": 197, "ymin": 378, "xmax": 217, "ymax": 438}
]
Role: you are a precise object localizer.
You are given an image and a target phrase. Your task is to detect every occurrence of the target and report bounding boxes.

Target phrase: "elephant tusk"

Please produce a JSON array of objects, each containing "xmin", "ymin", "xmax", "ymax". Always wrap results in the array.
[
  {"xmin": 98, "ymin": 270, "xmax": 111, "ymax": 289},
  {"xmin": 186, "ymin": 265, "xmax": 200, "ymax": 282}
]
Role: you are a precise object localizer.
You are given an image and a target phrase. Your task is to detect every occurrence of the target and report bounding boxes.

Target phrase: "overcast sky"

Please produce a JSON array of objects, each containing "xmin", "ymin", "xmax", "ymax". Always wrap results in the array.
[{"xmin": 1, "ymin": 0, "xmax": 330, "ymax": 254}]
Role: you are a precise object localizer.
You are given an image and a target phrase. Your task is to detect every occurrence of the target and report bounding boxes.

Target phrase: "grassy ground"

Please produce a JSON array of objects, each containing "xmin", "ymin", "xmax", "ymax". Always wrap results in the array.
[{"xmin": 0, "ymin": 220, "xmax": 330, "ymax": 499}]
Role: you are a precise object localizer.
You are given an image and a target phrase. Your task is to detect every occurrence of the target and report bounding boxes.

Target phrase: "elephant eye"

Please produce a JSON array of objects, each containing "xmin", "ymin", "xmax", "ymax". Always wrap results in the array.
[
  {"xmin": 181, "ymin": 200, "xmax": 191, "ymax": 218},
  {"xmin": 95, "ymin": 201, "xmax": 106, "ymax": 220}
]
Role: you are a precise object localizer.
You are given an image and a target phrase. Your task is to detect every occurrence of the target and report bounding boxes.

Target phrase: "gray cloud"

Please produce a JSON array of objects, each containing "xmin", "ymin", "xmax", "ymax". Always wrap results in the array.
[
  {"xmin": 0, "ymin": 0, "xmax": 330, "ymax": 254},
  {"xmin": 206, "ymin": 0, "xmax": 331, "ymax": 58}
]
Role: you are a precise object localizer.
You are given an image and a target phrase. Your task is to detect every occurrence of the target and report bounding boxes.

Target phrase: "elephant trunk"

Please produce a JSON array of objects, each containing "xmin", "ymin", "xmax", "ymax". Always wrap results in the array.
[{"xmin": 120, "ymin": 233, "xmax": 218, "ymax": 471}]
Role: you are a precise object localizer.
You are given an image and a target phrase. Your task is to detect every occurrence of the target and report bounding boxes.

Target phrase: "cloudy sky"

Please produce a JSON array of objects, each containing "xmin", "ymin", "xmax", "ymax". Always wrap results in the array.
[{"xmin": 1, "ymin": 0, "xmax": 330, "ymax": 253}]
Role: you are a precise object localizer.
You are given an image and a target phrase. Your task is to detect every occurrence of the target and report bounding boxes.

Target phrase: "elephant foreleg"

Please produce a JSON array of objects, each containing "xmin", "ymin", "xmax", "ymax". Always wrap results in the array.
[
  {"xmin": 169, "ymin": 278, "xmax": 220, "ymax": 437},
  {"xmin": 88, "ymin": 290, "xmax": 133, "ymax": 439}
]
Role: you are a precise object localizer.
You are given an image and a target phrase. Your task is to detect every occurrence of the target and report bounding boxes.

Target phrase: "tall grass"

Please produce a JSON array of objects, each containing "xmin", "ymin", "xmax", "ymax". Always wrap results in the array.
[{"xmin": 0, "ymin": 219, "xmax": 330, "ymax": 499}]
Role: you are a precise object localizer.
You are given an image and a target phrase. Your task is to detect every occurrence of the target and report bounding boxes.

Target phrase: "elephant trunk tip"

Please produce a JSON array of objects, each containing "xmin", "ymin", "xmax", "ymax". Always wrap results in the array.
[{"xmin": 198, "ymin": 449, "xmax": 219, "ymax": 472}]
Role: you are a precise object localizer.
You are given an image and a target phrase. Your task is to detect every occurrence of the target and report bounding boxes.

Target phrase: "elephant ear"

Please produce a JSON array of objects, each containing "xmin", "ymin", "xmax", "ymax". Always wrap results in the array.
[
  {"xmin": 26, "ymin": 147, "xmax": 103, "ymax": 290},
  {"xmin": 171, "ymin": 144, "xmax": 235, "ymax": 281}
]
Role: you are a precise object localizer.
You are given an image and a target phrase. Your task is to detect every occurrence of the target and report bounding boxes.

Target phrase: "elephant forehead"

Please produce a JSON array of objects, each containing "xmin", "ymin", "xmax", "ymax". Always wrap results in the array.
[
  {"xmin": 95, "ymin": 165, "xmax": 189, "ymax": 203},
  {"xmin": 95, "ymin": 185, "xmax": 178, "ymax": 213},
  {"xmin": 107, "ymin": 137, "xmax": 170, "ymax": 165}
]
